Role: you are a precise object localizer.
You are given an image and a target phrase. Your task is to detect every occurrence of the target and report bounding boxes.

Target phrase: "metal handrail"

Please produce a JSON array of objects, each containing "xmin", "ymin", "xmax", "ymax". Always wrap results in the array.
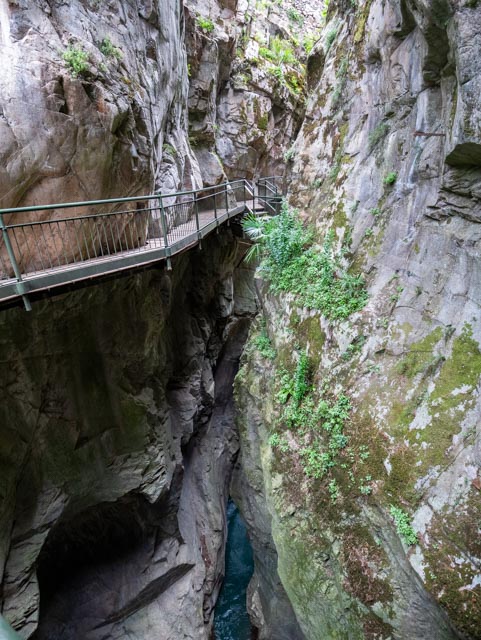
[
  {"xmin": 0, "ymin": 177, "xmax": 273, "ymax": 310},
  {"xmin": 0, "ymin": 179, "xmax": 249, "ymax": 217}
]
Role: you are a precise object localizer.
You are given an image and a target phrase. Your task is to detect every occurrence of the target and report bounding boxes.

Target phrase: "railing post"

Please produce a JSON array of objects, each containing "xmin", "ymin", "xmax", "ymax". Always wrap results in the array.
[
  {"xmin": 158, "ymin": 194, "xmax": 172, "ymax": 270},
  {"xmin": 194, "ymin": 192, "xmax": 201, "ymax": 248},
  {"xmin": 0, "ymin": 214, "xmax": 31, "ymax": 311},
  {"xmin": 225, "ymin": 183, "xmax": 230, "ymax": 226},
  {"xmin": 214, "ymin": 187, "xmax": 219, "ymax": 232}
]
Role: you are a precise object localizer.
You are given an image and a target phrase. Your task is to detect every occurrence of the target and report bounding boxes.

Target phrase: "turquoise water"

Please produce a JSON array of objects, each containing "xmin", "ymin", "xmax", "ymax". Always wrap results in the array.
[{"xmin": 214, "ymin": 500, "xmax": 254, "ymax": 640}]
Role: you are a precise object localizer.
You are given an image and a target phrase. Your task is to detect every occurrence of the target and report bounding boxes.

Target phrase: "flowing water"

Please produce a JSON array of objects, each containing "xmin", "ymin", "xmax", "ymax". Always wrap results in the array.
[{"xmin": 214, "ymin": 500, "xmax": 254, "ymax": 640}]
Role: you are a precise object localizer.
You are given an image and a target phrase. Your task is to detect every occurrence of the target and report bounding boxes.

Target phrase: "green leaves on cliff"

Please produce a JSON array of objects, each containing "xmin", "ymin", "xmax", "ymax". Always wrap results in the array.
[
  {"xmin": 63, "ymin": 46, "xmax": 89, "ymax": 77},
  {"xmin": 389, "ymin": 505, "xmax": 418, "ymax": 546},
  {"xmin": 273, "ymin": 352, "xmax": 351, "ymax": 485},
  {"xmin": 299, "ymin": 394, "xmax": 351, "ymax": 480},
  {"xmin": 243, "ymin": 203, "xmax": 368, "ymax": 320}
]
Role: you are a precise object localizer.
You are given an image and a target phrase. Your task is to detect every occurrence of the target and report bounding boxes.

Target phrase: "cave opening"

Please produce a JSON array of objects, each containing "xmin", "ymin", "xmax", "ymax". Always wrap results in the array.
[{"xmin": 29, "ymin": 491, "xmax": 182, "ymax": 640}]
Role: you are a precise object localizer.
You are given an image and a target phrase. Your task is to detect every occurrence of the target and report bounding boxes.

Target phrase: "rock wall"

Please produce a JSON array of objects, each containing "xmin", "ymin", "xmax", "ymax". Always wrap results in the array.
[
  {"xmin": 233, "ymin": 0, "xmax": 481, "ymax": 638},
  {"xmin": 0, "ymin": 229, "xmax": 255, "ymax": 639},
  {"xmin": 185, "ymin": 0, "xmax": 317, "ymax": 182},
  {"xmin": 0, "ymin": 0, "xmax": 203, "ymax": 277},
  {"xmin": 0, "ymin": 0, "xmax": 197, "ymax": 210},
  {"xmin": 4, "ymin": 0, "xmax": 480, "ymax": 638}
]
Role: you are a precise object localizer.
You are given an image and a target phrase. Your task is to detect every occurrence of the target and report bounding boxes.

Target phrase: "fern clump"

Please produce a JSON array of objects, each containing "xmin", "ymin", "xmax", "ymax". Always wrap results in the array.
[{"xmin": 242, "ymin": 203, "xmax": 367, "ymax": 320}]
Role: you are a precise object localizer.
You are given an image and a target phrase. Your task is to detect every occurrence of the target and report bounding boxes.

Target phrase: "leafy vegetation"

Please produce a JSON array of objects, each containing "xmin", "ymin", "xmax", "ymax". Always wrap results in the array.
[
  {"xmin": 292, "ymin": 350, "xmax": 310, "ymax": 407},
  {"xmin": 242, "ymin": 203, "xmax": 368, "ymax": 320},
  {"xmin": 63, "ymin": 46, "xmax": 89, "ymax": 77},
  {"xmin": 298, "ymin": 393, "xmax": 351, "ymax": 479},
  {"xmin": 162, "ymin": 143, "xmax": 177, "ymax": 157},
  {"xmin": 383, "ymin": 171, "xmax": 397, "ymax": 186},
  {"xmin": 390, "ymin": 505, "xmax": 418, "ymax": 546},
  {"xmin": 325, "ymin": 27, "xmax": 338, "ymax": 51},
  {"xmin": 100, "ymin": 37, "xmax": 122, "ymax": 60},
  {"xmin": 253, "ymin": 323, "xmax": 277, "ymax": 359},
  {"xmin": 284, "ymin": 146, "xmax": 296, "ymax": 162},
  {"xmin": 196, "ymin": 16, "xmax": 215, "ymax": 32},
  {"xmin": 258, "ymin": 35, "xmax": 305, "ymax": 95},
  {"xmin": 303, "ymin": 33, "xmax": 319, "ymax": 55},
  {"xmin": 271, "ymin": 352, "xmax": 352, "ymax": 488},
  {"xmin": 341, "ymin": 335, "xmax": 366, "ymax": 361},
  {"xmin": 332, "ymin": 55, "xmax": 349, "ymax": 109},
  {"xmin": 287, "ymin": 7, "xmax": 304, "ymax": 24},
  {"xmin": 259, "ymin": 35, "xmax": 296, "ymax": 66}
]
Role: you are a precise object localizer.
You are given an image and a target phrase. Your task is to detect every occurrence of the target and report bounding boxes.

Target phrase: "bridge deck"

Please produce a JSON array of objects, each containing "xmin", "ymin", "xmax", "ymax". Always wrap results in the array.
[
  {"xmin": 0, "ymin": 177, "xmax": 283, "ymax": 309},
  {"xmin": 0, "ymin": 200, "xmax": 256, "ymax": 306}
]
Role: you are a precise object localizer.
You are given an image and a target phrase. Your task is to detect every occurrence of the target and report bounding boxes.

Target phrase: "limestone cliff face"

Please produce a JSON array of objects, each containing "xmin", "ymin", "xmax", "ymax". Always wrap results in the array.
[
  {"xmin": 234, "ymin": 0, "xmax": 481, "ymax": 638},
  {"xmin": 0, "ymin": 0, "xmax": 198, "ymax": 210},
  {"xmin": 2, "ymin": 0, "xmax": 480, "ymax": 639},
  {"xmin": 0, "ymin": 230, "xmax": 256, "ymax": 639},
  {"xmin": 0, "ymin": 1, "xmax": 306, "ymax": 637},
  {"xmin": 184, "ymin": 0, "xmax": 316, "ymax": 182}
]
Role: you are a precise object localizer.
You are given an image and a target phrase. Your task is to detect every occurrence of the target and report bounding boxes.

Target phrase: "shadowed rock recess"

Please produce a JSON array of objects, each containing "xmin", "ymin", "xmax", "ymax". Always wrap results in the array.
[{"xmin": 1, "ymin": 0, "xmax": 481, "ymax": 639}]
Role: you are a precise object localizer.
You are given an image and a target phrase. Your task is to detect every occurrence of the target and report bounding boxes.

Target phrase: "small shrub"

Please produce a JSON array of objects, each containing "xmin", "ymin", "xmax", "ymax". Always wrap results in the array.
[
  {"xmin": 331, "ymin": 56, "xmax": 349, "ymax": 109},
  {"xmin": 359, "ymin": 478, "xmax": 372, "ymax": 495},
  {"xmin": 63, "ymin": 46, "xmax": 89, "ymax": 77},
  {"xmin": 162, "ymin": 143, "xmax": 177, "ymax": 156},
  {"xmin": 383, "ymin": 171, "xmax": 397, "ymax": 185},
  {"xmin": 293, "ymin": 351, "xmax": 310, "ymax": 407},
  {"xmin": 284, "ymin": 146, "xmax": 296, "ymax": 162},
  {"xmin": 268, "ymin": 433, "xmax": 281, "ymax": 448},
  {"xmin": 197, "ymin": 16, "xmax": 215, "ymax": 32},
  {"xmin": 243, "ymin": 203, "xmax": 368, "ymax": 320},
  {"xmin": 287, "ymin": 8, "xmax": 304, "ymax": 24},
  {"xmin": 341, "ymin": 335, "xmax": 366, "ymax": 361},
  {"xmin": 99, "ymin": 37, "xmax": 122, "ymax": 59},
  {"xmin": 328, "ymin": 479, "xmax": 339, "ymax": 502},
  {"xmin": 390, "ymin": 505, "xmax": 418, "ymax": 546},
  {"xmin": 258, "ymin": 113, "xmax": 269, "ymax": 130},
  {"xmin": 299, "ymin": 394, "xmax": 351, "ymax": 478},
  {"xmin": 253, "ymin": 327, "xmax": 276, "ymax": 360},
  {"xmin": 303, "ymin": 33, "xmax": 318, "ymax": 55},
  {"xmin": 260, "ymin": 35, "xmax": 296, "ymax": 66},
  {"xmin": 268, "ymin": 432, "xmax": 290, "ymax": 453}
]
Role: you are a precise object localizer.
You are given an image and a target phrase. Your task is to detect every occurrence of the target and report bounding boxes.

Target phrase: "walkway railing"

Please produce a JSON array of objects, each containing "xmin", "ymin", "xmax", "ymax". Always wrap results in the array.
[{"xmin": 0, "ymin": 177, "xmax": 284, "ymax": 310}]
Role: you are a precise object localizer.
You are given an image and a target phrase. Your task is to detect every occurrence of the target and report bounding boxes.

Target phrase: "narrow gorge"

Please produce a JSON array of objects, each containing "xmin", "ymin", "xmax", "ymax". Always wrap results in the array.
[{"xmin": 1, "ymin": 1, "xmax": 480, "ymax": 639}]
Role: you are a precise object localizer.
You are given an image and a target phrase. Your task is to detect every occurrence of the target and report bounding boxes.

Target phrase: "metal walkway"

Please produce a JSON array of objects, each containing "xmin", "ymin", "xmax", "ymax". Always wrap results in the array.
[{"xmin": 0, "ymin": 177, "xmax": 283, "ymax": 310}]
